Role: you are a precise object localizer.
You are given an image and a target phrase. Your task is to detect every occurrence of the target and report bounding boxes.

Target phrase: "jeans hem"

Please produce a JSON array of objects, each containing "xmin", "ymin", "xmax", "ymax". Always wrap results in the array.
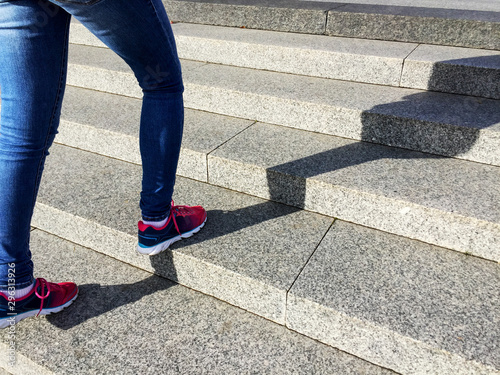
[
  {"xmin": 0, "ymin": 277, "xmax": 35, "ymax": 292},
  {"xmin": 142, "ymin": 208, "xmax": 171, "ymax": 222}
]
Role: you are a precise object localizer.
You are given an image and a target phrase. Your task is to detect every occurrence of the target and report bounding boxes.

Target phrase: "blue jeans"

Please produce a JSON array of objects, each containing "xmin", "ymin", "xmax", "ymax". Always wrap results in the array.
[{"xmin": 0, "ymin": 0, "xmax": 184, "ymax": 288}]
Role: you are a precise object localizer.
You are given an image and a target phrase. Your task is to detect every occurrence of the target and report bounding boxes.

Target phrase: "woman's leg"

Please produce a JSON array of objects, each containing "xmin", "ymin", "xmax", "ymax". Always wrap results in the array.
[
  {"xmin": 52, "ymin": 0, "xmax": 206, "ymax": 255},
  {"xmin": 52, "ymin": 0, "xmax": 185, "ymax": 221},
  {"xmin": 0, "ymin": 0, "xmax": 78, "ymax": 327},
  {"xmin": 0, "ymin": 0, "xmax": 72, "ymax": 289}
]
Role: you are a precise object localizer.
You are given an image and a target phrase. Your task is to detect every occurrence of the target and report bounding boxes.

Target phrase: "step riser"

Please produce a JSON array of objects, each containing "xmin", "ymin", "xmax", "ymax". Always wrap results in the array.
[
  {"xmin": 401, "ymin": 56, "xmax": 500, "ymax": 100},
  {"xmin": 165, "ymin": 0, "xmax": 329, "ymax": 35},
  {"xmin": 164, "ymin": 0, "xmax": 500, "ymax": 50},
  {"xmin": 175, "ymin": 33, "xmax": 406, "ymax": 88},
  {"xmin": 326, "ymin": 8, "xmax": 500, "ymax": 50},
  {"xmin": 208, "ymin": 156, "xmax": 500, "ymax": 262},
  {"xmin": 0, "ymin": 342, "xmax": 54, "ymax": 375},
  {"xmin": 287, "ymin": 295, "xmax": 494, "ymax": 375},
  {"xmin": 32, "ymin": 203, "xmax": 288, "ymax": 324},
  {"xmin": 69, "ymin": 23, "xmax": 500, "ymax": 100},
  {"xmin": 69, "ymin": 23, "xmax": 411, "ymax": 89},
  {"xmin": 65, "ymin": 62, "xmax": 500, "ymax": 168},
  {"xmin": 57, "ymin": 120, "xmax": 209, "ymax": 181}
]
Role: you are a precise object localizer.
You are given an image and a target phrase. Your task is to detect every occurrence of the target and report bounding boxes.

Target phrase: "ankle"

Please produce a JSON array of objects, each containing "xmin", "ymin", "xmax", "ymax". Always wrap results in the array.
[
  {"xmin": 2, "ymin": 281, "xmax": 36, "ymax": 299},
  {"xmin": 142, "ymin": 216, "xmax": 169, "ymax": 228}
]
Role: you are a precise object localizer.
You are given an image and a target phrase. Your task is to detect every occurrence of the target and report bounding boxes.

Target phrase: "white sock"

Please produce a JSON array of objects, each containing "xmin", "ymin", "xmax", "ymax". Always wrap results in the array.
[
  {"xmin": 2, "ymin": 281, "xmax": 36, "ymax": 299},
  {"xmin": 143, "ymin": 216, "xmax": 168, "ymax": 228}
]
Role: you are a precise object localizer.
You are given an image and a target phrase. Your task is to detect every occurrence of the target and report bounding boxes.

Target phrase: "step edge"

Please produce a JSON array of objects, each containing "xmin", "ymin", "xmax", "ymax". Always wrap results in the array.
[
  {"xmin": 286, "ymin": 293, "xmax": 499, "ymax": 375},
  {"xmin": 32, "ymin": 203, "xmax": 289, "ymax": 324}
]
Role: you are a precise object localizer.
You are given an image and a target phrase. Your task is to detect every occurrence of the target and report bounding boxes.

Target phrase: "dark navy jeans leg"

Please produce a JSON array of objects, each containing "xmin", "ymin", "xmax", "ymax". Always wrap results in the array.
[
  {"xmin": 0, "ymin": 0, "xmax": 184, "ymax": 287},
  {"xmin": 0, "ymin": 0, "xmax": 71, "ymax": 288},
  {"xmin": 52, "ymin": 0, "xmax": 185, "ymax": 220}
]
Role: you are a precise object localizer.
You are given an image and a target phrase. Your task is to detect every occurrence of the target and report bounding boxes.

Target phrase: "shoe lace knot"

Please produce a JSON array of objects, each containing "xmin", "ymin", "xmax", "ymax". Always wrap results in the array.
[
  {"xmin": 169, "ymin": 200, "xmax": 192, "ymax": 235},
  {"xmin": 34, "ymin": 278, "xmax": 51, "ymax": 317}
]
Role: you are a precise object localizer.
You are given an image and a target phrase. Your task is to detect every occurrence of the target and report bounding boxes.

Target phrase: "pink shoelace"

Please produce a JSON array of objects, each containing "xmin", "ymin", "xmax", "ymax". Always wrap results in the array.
[
  {"xmin": 34, "ymin": 278, "xmax": 51, "ymax": 317},
  {"xmin": 169, "ymin": 200, "xmax": 193, "ymax": 235}
]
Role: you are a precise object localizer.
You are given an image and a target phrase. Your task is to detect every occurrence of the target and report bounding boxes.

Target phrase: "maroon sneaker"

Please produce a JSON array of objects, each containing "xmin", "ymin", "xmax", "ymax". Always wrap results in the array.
[
  {"xmin": 0, "ymin": 278, "xmax": 78, "ymax": 328},
  {"xmin": 138, "ymin": 201, "xmax": 207, "ymax": 256}
]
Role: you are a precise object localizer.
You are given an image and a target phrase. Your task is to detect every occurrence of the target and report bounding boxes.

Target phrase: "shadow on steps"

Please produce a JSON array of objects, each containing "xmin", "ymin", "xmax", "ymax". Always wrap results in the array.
[
  {"xmin": 267, "ymin": 55, "xmax": 500, "ymax": 210},
  {"xmin": 47, "ymin": 271, "xmax": 175, "ymax": 329},
  {"xmin": 45, "ymin": 56, "xmax": 500, "ymax": 329}
]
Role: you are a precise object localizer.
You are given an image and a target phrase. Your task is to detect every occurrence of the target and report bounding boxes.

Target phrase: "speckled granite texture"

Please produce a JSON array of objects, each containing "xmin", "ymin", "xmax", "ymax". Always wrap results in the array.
[
  {"xmin": 170, "ymin": 23, "xmax": 416, "ymax": 86},
  {"xmin": 33, "ymin": 144, "xmax": 332, "ymax": 324},
  {"xmin": 287, "ymin": 220, "xmax": 500, "ymax": 374},
  {"xmin": 70, "ymin": 20, "xmax": 499, "ymax": 99},
  {"xmin": 184, "ymin": 61, "xmax": 500, "ymax": 167},
  {"xmin": 161, "ymin": 0, "xmax": 500, "ymax": 49},
  {"xmin": 209, "ymin": 122, "xmax": 500, "ymax": 261},
  {"xmin": 28, "ymin": 146, "xmax": 499, "ymax": 374},
  {"xmin": 0, "ymin": 230, "xmax": 396, "ymax": 375},
  {"xmin": 402, "ymin": 44, "xmax": 500, "ymax": 99},
  {"xmin": 326, "ymin": 4, "xmax": 500, "ymax": 49},
  {"xmin": 57, "ymin": 86, "xmax": 253, "ymax": 181},
  {"xmin": 164, "ymin": 0, "xmax": 337, "ymax": 34},
  {"xmin": 65, "ymin": 44, "xmax": 500, "ymax": 167}
]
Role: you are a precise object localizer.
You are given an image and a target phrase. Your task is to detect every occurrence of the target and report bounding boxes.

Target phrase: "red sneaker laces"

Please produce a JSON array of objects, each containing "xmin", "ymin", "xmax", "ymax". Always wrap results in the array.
[
  {"xmin": 34, "ymin": 278, "xmax": 51, "ymax": 317},
  {"xmin": 169, "ymin": 201, "xmax": 192, "ymax": 235}
]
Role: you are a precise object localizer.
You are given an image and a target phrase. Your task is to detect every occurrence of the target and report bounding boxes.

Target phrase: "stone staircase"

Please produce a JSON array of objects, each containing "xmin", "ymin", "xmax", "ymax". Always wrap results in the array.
[
  {"xmin": 2, "ymin": 231, "xmax": 394, "ymax": 374},
  {"xmin": 4, "ymin": 0, "xmax": 500, "ymax": 374}
]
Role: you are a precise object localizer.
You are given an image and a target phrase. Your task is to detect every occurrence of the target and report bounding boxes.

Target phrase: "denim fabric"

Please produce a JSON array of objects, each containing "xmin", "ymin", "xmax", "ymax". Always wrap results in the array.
[{"xmin": 0, "ymin": 0, "xmax": 184, "ymax": 287}]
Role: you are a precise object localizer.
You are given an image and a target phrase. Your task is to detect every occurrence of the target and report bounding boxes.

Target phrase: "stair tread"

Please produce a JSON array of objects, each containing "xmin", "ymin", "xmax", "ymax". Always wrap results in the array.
[
  {"xmin": 172, "ymin": 23, "xmax": 500, "ymax": 99},
  {"xmin": 211, "ymin": 123, "xmax": 500, "ymax": 223},
  {"xmin": 30, "ymin": 144, "xmax": 500, "ymax": 374},
  {"xmin": 0, "ymin": 230, "xmax": 393, "ymax": 374},
  {"xmin": 289, "ymin": 220, "xmax": 500, "ymax": 373}
]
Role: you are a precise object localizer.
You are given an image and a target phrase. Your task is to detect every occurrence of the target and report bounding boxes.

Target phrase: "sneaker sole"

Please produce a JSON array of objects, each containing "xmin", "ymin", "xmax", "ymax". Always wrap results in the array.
[
  {"xmin": 137, "ymin": 217, "xmax": 207, "ymax": 256},
  {"xmin": 0, "ymin": 291, "xmax": 78, "ymax": 329}
]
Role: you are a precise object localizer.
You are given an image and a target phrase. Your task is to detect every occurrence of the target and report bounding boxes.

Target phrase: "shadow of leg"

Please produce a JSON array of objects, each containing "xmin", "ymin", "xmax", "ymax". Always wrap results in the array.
[{"xmin": 47, "ymin": 274, "xmax": 174, "ymax": 329}]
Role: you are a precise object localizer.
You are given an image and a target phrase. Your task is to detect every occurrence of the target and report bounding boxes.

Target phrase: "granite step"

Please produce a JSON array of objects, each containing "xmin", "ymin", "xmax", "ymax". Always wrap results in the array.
[
  {"xmin": 29, "ymin": 145, "xmax": 500, "ymax": 375},
  {"xmin": 66, "ymin": 43, "xmax": 500, "ymax": 167},
  {"xmin": 163, "ymin": 0, "xmax": 500, "ymax": 50},
  {"xmin": 33, "ymin": 143, "xmax": 335, "ymax": 326},
  {"xmin": 56, "ymin": 85, "xmax": 254, "ymax": 182},
  {"xmin": 0, "ymin": 230, "xmax": 396, "ymax": 375},
  {"xmin": 288, "ymin": 220, "xmax": 500, "ymax": 375},
  {"xmin": 48, "ymin": 85, "xmax": 500, "ymax": 262},
  {"xmin": 207, "ymin": 122, "xmax": 500, "ymax": 263},
  {"xmin": 70, "ymin": 21, "xmax": 500, "ymax": 99}
]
